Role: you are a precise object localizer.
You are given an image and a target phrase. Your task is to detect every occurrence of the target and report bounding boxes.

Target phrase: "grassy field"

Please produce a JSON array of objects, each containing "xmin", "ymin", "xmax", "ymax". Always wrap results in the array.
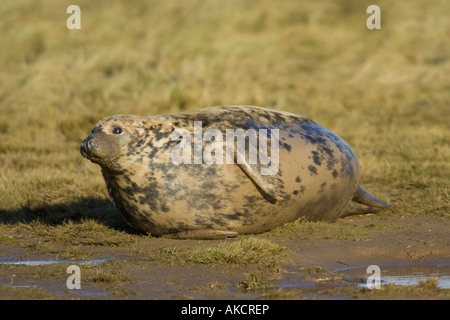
[{"xmin": 0, "ymin": 0, "xmax": 449, "ymax": 299}]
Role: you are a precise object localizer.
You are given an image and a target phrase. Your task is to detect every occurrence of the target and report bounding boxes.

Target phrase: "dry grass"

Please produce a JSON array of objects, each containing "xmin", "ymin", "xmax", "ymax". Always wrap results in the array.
[{"xmin": 0, "ymin": 0, "xmax": 449, "ymax": 244}]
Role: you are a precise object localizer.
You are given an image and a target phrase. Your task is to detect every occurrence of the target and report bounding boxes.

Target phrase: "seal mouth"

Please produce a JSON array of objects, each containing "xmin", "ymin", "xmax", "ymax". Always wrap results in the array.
[
  {"xmin": 80, "ymin": 143, "xmax": 102, "ymax": 164},
  {"xmin": 80, "ymin": 146, "xmax": 95, "ymax": 162}
]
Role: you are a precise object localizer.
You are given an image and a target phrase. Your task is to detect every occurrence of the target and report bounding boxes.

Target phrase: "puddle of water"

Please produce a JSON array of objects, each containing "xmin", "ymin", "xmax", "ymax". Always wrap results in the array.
[
  {"xmin": 339, "ymin": 264, "xmax": 450, "ymax": 289},
  {"xmin": 275, "ymin": 263, "xmax": 450, "ymax": 297},
  {"xmin": 0, "ymin": 256, "xmax": 117, "ymax": 297},
  {"xmin": 0, "ymin": 258, "xmax": 112, "ymax": 266},
  {"xmin": 7, "ymin": 284, "xmax": 39, "ymax": 288}
]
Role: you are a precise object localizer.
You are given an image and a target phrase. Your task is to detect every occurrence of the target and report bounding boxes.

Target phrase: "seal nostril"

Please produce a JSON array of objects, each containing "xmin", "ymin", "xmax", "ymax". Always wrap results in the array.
[
  {"xmin": 80, "ymin": 141, "xmax": 88, "ymax": 154},
  {"xmin": 80, "ymin": 136, "xmax": 94, "ymax": 155}
]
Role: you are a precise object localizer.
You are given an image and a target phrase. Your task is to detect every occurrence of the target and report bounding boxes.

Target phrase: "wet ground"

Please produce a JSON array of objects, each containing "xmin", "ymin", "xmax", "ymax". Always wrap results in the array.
[
  {"xmin": 338, "ymin": 263, "xmax": 450, "ymax": 289},
  {"xmin": 0, "ymin": 213, "xmax": 449, "ymax": 300}
]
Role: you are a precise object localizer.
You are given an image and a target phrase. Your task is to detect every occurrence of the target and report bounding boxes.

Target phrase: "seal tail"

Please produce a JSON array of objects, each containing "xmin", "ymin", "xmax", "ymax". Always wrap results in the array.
[{"xmin": 340, "ymin": 185, "xmax": 391, "ymax": 218}]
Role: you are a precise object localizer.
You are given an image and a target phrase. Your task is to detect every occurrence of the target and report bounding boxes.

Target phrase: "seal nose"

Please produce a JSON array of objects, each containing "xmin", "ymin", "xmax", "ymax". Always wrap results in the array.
[{"xmin": 80, "ymin": 136, "xmax": 94, "ymax": 156}]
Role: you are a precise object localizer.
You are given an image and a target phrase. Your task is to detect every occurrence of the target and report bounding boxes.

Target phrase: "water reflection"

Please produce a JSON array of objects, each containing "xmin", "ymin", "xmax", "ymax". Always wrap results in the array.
[
  {"xmin": 0, "ymin": 258, "xmax": 112, "ymax": 266},
  {"xmin": 340, "ymin": 264, "xmax": 450, "ymax": 289}
]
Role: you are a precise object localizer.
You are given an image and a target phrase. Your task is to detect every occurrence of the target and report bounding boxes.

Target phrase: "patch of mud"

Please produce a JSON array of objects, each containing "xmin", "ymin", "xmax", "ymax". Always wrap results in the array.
[{"xmin": 0, "ymin": 214, "xmax": 449, "ymax": 299}]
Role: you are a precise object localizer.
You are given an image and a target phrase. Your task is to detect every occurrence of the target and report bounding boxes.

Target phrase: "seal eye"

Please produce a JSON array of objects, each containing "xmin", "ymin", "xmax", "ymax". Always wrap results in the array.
[{"xmin": 112, "ymin": 126, "xmax": 123, "ymax": 135}]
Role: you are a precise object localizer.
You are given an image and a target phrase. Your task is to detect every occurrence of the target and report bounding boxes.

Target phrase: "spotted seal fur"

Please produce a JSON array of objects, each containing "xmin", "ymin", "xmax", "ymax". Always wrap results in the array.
[{"xmin": 80, "ymin": 106, "xmax": 390, "ymax": 239}]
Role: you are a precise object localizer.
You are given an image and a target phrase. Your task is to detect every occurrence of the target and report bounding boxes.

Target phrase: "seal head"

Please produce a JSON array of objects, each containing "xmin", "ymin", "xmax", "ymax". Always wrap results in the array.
[{"xmin": 80, "ymin": 115, "xmax": 144, "ymax": 171}]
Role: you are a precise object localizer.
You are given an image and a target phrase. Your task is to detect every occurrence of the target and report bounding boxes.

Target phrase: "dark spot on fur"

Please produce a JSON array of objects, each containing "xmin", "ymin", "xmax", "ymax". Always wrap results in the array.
[
  {"xmin": 293, "ymin": 185, "xmax": 306, "ymax": 196},
  {"xmin": 295, "ymin": 176, "xmax": 301, "ymax": 183},
  {"xmin": 194, "ymin": 216, "xmax": 215, "ymax": 228},
  {"xmin": 282, "ymin": 142, "xmax": 291, "ymax": 152},
  {"xmin": 311, "ymin": 151, "xmax": 321, "ymax": 166},
  {"xmin": 135, "ymin": 139, "xmax": 145, "ymax": 149},
  {"xmin": 227, "ymin": 211, "xmax": 245, "ymax": 220},
  {"xmin": 174, "ymin": 222, "xmax": 193, "ymax": 233},
  {"xmin": 206, "ymin": 166, "xmax": 217, "ymax": 175},
  {"xmin": 308, "ymin": 165, "xmax": 318, "ymax": 175},
  {"xmin": 322, "ymin": 145, "xmax": 334, "ymax": 158},
  {"xmin": 201, "ymin": 180, "xmax": 215, "ymax": 189},
  {"xmin": 332, "ymin": 169, "xmax": 338, "ymax": 179},
  {"xmin": 210, "ymin": 217, "xmax": 227, "ymax": 227}
]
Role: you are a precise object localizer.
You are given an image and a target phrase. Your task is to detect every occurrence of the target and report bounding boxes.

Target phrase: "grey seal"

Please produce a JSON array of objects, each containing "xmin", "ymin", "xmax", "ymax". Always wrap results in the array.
[{"xmin": 80, "ymin": 106, "xmax": 390, "ymax": 239}]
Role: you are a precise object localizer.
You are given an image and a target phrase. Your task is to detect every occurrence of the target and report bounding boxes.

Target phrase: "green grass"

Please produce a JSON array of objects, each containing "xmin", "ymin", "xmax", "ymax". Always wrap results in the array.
[
  {"xmin": 0, "ymin": 0, "xmax": 449, "ymax": 242},
  {"xmin": 238, "ymin": 273, "xmax": 273, "ymax": 290},
  {"xmin": 84, "ymin": 267, "xmax": 131, "ymax": 285},
  {"xmin": 149, "ymin": 237, "xmax": 287, "ymax": 271}
]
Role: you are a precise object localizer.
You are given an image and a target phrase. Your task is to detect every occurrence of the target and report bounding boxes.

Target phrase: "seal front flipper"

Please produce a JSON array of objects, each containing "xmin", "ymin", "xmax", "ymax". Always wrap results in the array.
[
  {"xmin": 236, "ymin": 161, "xmax": 285, "ymax": 204},
  {"xmin": 162, "ymin": 229, "xmax": 239, "ymax": 240},
  {"xmin": 232, "ymin": 138, "xmax": 285, "ymax": 203},
  {"xmin": 340, "ymin": 185, "xmax": 391, "ymax": 218}
]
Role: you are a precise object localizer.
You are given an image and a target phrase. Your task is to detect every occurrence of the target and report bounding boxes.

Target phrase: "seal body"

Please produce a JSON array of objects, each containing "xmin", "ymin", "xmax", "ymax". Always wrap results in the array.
[{"xmin": 80, "ymin": 106, "xmax": 390, "ymax": 239}]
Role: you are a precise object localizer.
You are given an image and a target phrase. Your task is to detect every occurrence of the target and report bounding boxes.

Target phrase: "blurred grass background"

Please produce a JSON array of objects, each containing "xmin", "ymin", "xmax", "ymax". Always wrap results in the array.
[{"xmin": 0, "ymin": 0, "xmax": 448, "ymax": 225}]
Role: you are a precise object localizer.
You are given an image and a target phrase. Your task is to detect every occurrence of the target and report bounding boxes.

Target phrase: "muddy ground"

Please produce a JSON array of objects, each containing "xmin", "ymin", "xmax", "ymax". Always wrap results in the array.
[{"xmin": 0, "ymin": 211, "xmax": 449, "ymax": 300}]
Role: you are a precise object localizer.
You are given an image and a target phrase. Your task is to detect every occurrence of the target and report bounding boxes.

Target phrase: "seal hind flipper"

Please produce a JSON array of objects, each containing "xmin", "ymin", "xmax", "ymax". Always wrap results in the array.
[
  {"xmin": 162, "ymin": 229, "xmax": 239, "ymax": 240},
  {"xmin": 340, "ymin": 185, "xmax": 391, "ymax": 218}
]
